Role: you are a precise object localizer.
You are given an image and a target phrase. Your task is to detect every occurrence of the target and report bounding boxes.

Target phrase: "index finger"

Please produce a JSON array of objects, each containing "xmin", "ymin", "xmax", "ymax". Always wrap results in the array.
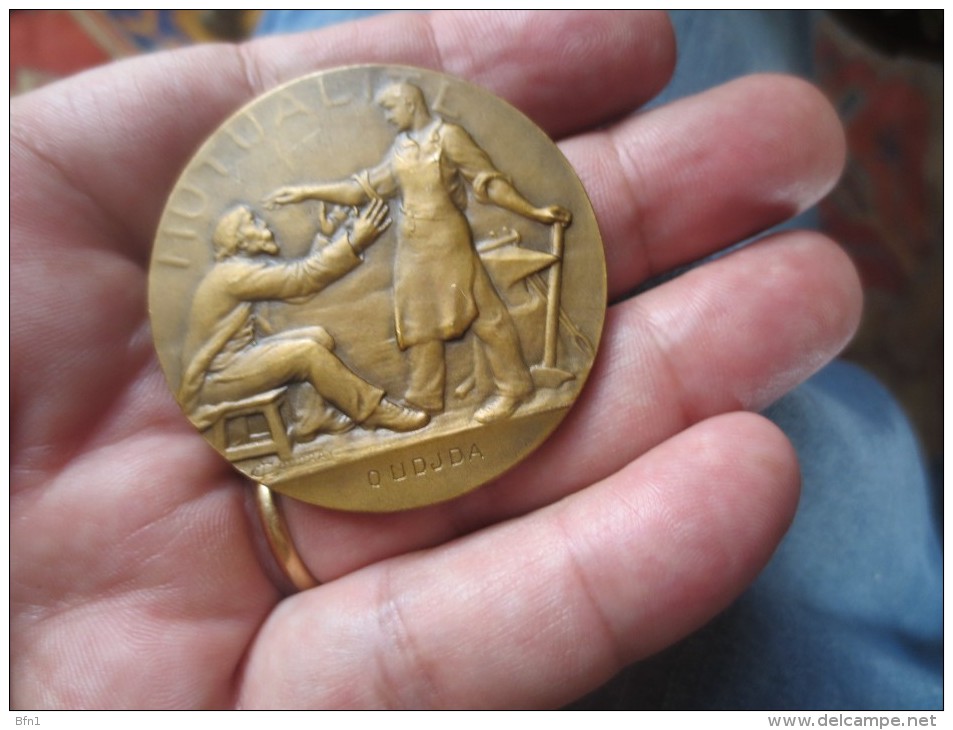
[{"xmin": 12, "ymin": 10, "xmax": 675, "ymax": 258}]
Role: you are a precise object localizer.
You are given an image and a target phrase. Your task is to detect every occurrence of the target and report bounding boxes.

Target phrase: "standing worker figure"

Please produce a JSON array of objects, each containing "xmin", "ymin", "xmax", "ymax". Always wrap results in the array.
[{"xmin": 266, "ymin": 82, "xmax": 571, "ymax": 423}]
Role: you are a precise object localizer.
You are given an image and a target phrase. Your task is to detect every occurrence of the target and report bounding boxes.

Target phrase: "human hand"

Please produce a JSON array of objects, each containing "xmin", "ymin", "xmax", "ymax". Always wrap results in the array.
[
  {"xmin": 263, "ymin": 185, "xmax": 309, "ymax": 208},
  {"xmin": 534, "ymin": 204, "xmax": 572, "ymax": 226},
  {"xmin": 11, "ymin": 11, "xmax": 858, "ymax": 709},
  {"xmin": 348, "ymin": 199, "xmax": 392, "ymax": 252},
  {"xmin": 317, "ymin": 202, "xmax": 350, "ymax": 237}
]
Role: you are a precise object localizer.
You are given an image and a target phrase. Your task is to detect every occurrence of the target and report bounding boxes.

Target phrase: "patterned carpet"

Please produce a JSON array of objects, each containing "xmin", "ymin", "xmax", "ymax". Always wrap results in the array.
[
  {"xmin": 815, "ymin": 14, "xmax": 943, "ymax": 460},
  {"xmin": 11, "ymin": 10, "xmax": 943, "ymax": 461}
]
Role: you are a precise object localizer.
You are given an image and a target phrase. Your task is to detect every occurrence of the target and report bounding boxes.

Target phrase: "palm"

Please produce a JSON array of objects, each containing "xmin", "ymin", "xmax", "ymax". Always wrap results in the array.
[{"xmin": 12, "ymin": 11, "xmax": 859, "ymax": 709}]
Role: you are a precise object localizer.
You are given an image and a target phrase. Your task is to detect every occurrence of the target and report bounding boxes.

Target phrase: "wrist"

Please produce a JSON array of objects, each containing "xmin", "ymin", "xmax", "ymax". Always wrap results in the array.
[{"xmin": 346, "ymin": 230, "xmax": 367, "ymax": 255}]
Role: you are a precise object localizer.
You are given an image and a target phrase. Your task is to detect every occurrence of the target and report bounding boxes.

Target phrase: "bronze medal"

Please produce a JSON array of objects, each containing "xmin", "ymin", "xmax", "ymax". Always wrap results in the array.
[{"xmin": 149, "ymin": 65, "xmax": 606, "ymax": 512}]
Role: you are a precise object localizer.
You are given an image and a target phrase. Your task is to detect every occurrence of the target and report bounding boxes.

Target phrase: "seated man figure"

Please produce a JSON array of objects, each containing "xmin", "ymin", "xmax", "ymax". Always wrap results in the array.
[{"xmin": 178, "ymin": 199, "xmax": 428, "ymax": 441}]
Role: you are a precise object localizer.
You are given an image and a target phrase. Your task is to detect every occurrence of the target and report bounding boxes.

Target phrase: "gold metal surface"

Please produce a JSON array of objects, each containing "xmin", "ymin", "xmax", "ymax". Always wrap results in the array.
[
  {"xmin": 254, "ymin": 483, "xmax": 319, "ymax": 591},
  {"xmin": 149, "ymin": 65, "xmax": 606, "ymax": 511}
]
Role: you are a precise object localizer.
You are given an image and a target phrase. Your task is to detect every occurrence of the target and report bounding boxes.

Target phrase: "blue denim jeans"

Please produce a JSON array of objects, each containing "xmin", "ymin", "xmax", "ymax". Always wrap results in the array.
[{"xmin": 572, "ymin": 362, "xmax": 942, "ymax": 709}]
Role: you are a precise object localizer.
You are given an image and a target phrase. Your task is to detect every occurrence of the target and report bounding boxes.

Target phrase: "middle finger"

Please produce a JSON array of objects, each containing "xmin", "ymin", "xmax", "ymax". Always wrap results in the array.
[{"xmin": 562, "ymin": 73, "xmax": 847, "ymax": 300}]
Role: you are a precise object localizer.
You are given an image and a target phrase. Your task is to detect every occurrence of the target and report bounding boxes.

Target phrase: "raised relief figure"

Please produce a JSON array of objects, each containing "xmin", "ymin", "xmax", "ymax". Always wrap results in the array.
[
  {"xmin": 266, "ymin": 82, "xmax": 572, "ymax": 423},
  {"xmin": 178, "ymin": 199, "xmax": 429, "ymax": 457}
]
